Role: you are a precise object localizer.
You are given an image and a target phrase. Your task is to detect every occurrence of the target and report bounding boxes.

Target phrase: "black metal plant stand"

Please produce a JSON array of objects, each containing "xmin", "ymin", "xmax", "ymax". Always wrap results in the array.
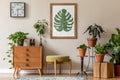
[{"xmin": 76, "ymin": 57, "xmax": 87, "ymax": 79}]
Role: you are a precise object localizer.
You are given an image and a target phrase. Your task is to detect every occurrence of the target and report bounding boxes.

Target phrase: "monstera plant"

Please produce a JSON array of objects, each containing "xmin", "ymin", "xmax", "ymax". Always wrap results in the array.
[{"xmin": 54, "ymin": 9, "xmax": 74, "ymax": 32}]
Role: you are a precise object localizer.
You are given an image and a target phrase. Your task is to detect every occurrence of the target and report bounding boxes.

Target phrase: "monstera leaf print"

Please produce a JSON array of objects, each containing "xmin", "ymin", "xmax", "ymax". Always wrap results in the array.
[{"xmin": 54, "ymin": 9, "xmax": 74, "ymax": 32}]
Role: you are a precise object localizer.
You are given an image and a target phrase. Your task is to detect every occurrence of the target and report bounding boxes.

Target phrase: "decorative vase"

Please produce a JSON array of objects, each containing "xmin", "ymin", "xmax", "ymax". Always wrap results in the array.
[{"xmin": 40, "ymin": 37, "xmax": 42, "ymax": 46}]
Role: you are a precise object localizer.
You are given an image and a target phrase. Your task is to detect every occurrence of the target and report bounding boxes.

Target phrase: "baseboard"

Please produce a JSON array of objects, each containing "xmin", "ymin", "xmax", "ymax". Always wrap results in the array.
[{"xmin": 0, "ymin": 69, "xmax": 14, "ymax": 73}]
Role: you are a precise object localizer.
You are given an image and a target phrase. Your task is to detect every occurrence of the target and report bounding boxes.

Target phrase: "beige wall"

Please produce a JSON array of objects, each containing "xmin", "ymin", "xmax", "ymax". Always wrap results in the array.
[{"xmin": 0, "ymin": 0, "xmax": 120, "ymax": 73}]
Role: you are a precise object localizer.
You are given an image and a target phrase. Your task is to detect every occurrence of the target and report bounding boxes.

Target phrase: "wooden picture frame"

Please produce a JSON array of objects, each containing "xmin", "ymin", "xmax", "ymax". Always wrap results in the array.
[{"xmin": 50, "ymin": 3, "xmax": 77, "ymax": 39}]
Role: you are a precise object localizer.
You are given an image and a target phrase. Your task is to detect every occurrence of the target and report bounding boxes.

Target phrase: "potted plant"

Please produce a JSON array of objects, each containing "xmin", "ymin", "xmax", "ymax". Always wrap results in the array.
[
  {"xmin": 7, "ymin": 31, "xmax": 29, "ymax": 46},
  {"xmin": 3, "ymin": 31, "xmax": 29, "ymax": 69},
  {"xmin": 84, "ymin": 24, "xmax": 105, "ymax": 47},
  {"xmin": 106, "ymin": 28, "xmax": 120, "ymax": 76},
  {"xmin": 77, "ymin": 44, "xmax": 88, "ymax": 57},
  {"xmin": 33, "ymin": 19, "xmax": 48, "ymax": 46},
  {"xmin": 94, "ymin": 44, "xmax": 108, "ymax": 62}
]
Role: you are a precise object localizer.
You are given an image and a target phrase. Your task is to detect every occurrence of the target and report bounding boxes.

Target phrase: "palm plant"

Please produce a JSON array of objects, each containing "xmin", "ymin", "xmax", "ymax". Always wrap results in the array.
[{"xmin": 34, "ymin": 19, "xmax": 48, "ymax": 46}]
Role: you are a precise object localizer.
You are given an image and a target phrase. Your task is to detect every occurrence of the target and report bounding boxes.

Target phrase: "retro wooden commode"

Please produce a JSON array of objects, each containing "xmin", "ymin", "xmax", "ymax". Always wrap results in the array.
[{"xmin": 13, "ymin": 46, "xmax": 42, "ymax": 76}]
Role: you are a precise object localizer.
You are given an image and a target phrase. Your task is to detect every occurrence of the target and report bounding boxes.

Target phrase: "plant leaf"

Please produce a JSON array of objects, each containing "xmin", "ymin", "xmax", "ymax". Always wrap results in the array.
[{"xmin": 54, "ymin": 9, "xmax": 73, "ymax": 32}]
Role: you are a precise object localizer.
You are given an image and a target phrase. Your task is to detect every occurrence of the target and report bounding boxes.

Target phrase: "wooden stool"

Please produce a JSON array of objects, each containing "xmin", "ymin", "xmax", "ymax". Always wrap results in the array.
[{"xmin": 45, "ymin": 55, "xmax": 72, "ymax": 76}]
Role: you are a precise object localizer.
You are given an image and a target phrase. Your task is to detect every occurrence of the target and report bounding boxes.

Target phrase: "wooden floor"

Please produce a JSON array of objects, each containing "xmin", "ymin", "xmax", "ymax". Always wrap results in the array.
[{"xmin": 0, "ymin": 73, "xmax": 120, "ymax": 80}]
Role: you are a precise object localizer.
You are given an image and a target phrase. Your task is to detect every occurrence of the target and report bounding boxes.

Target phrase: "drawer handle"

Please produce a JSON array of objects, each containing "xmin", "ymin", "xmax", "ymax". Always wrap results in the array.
[
  {"xmin": 26, "ymin": 49, "xmax": 29, "ymax": 51},
  {"xmin": 26, "ymin": 59, "xmax": 29, "ymax": 61},
  {"xmin": 26, "ymin": 64, "xmax": 29, "ymax": 66},
  {"xmin": 26, "ymin": 54, "xmax": 29, "ymax": 56}
]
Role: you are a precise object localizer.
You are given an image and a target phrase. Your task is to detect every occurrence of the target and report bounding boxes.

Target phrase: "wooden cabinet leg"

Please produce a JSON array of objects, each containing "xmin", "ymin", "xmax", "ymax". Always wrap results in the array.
[
  {"xmin": 59, "ymin": 64, "xmax": 61, "ymax": 75},
  {"xmin": 45, "ymin": 62, "xmax": 47, "ymax": 75},
  {"xmin": 38, "ymin": 69, "xmax": 42, "ymax": 77},
  {"xmin": 54, "ymin": 60, "xmax": 57, "ymax": 76},
  {"xmin": 69, "ymin": 60, "xmax": 72, "ymax": 76},
  {"xmin": 13, "ymin": 68, "xmax": 17, "ymax": 77},
  {"xmin": 16, "ymin": 68, "xmax": 20, "ymax": 77}
]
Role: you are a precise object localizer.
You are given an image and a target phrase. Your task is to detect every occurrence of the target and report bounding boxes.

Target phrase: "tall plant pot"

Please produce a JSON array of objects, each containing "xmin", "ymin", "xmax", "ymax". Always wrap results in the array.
[
  {"xmin": 95, "ymin": 54, "xmax": 105, "ymax": 62},
  {"xmin": 78, "ymin": 48, "xmax": 86, "ymax": 57},
  {"xmin": 87, "ymin": 38, "xmax": 97, "ymax": 47},
  {"xmin": 114, "ymin": 64, "xmax": 120, "ymax": 76}
]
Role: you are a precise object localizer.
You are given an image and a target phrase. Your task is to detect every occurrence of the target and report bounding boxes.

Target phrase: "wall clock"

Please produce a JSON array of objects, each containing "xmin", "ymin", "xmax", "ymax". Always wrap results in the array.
[{"xmin": 10, "ymin": 2, "xmax": 25, "ymax": 17}]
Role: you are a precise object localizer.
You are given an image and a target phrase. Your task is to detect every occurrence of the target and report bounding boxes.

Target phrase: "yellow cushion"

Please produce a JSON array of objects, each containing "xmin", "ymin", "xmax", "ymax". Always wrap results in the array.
[{"xmin": 46, "ymin": 55, "xmax": 70, "ymax": 62}]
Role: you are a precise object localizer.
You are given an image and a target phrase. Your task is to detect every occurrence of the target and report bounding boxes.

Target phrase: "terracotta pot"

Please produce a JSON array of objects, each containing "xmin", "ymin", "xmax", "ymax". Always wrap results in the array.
[
  {"xmin": 78, "ymin": 48, "xmax": 86, "ymax": 57},
  {"xmin": 87, "ymin": 38, "xmax": 97, "ymax": 47},
  {"xmin": 95, "ymin": 54, "xmax": 105, "ymax": 62},
  {"xmin": 114, "ymin": 64, "xmax": 120, "ymax": 76}
]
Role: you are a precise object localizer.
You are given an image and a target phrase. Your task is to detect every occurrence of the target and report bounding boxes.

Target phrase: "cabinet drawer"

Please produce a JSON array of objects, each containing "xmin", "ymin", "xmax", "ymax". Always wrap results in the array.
[
  {"xmin": 14, "ymin": 57, "xmax": 40, "ymax": 62},
  {"xmin": 14, "ymin": 62, "xmax": 41, "ymax": 68},
  {"xmin": 14, "ymin": 53, "xmax": 40, "ymax": 58},
  {"xmin": 14, "ymin": 46, "xmax": 42, "ymax": 58}
]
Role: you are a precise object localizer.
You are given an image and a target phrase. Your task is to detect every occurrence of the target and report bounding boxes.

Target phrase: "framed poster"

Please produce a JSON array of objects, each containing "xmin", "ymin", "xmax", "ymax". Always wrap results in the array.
[{"xmin": 50, "ymin": 3, "xmax": 77, "ymax": 39}]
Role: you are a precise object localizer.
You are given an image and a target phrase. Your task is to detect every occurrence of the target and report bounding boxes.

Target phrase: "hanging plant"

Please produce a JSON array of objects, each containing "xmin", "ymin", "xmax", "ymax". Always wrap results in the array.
[{"xmin": 3, "ymin": 31, "xmax": 29, "ymax": 69}]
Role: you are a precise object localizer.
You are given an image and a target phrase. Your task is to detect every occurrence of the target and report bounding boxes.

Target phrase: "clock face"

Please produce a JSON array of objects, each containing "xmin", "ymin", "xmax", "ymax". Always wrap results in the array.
[{"xmin": 10, "ymin": 2, "xmax": 25, "ymax": 17}]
